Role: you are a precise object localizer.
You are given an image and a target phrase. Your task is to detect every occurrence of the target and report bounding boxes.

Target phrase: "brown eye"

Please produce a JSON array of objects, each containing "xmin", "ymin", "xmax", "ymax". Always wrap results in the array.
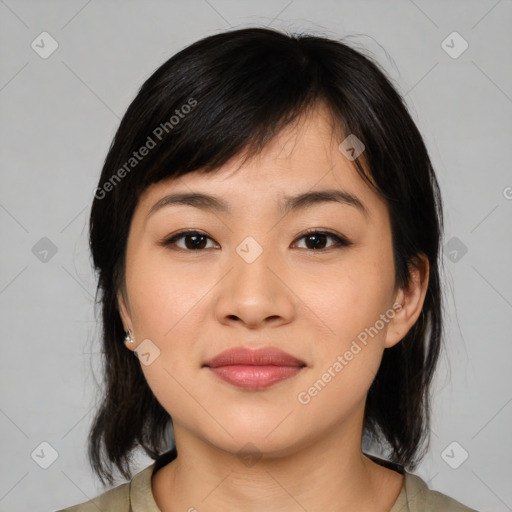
[
  {"xmin": 293, "ymin": 230, "xmax": 352, "ymax": 251},
  {"xmin": 162, "ymin": 231, "xmax": 217, "ymax": 251}
]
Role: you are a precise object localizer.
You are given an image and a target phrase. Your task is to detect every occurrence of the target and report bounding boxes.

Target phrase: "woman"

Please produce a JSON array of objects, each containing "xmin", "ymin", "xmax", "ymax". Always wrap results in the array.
[{"xmin": 56, "ymin": 27, "xmax": 478, "ymax": 512}]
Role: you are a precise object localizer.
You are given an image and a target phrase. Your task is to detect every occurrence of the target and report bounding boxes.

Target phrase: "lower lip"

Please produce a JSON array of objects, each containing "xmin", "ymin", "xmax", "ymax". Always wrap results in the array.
[{"xmin": 208, "ymin": 365, "xmax": 303, "ymax": 390}]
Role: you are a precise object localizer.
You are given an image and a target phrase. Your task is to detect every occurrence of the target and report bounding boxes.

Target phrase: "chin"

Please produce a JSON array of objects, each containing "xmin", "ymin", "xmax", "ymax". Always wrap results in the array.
[
  {"xmin": 211, "ymin": 429, "xmax": 309, "ymax": 463},
  {"xmin": 213, "ymin": 410, "xmax": 314, "ymax": 458}
]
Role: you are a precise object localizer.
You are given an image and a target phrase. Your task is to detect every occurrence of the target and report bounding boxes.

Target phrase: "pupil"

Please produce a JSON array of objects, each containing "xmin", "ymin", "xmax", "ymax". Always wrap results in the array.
[
  {"xmin": 308, "ymin": 234, "xmax": 326, "ymax": 250},
  {"xmin": 186, "ymin": 235, "xmax": 206, "ymax": 250}
]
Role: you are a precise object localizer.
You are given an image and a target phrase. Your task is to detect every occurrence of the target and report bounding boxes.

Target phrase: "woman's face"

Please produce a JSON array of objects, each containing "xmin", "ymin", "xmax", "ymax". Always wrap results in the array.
[{"xmin": 118, "ymin": 105, "xmax": 424, "ymax": 458}]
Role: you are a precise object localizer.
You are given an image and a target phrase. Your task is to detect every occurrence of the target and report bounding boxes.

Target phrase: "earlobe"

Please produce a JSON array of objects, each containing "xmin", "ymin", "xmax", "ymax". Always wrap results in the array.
[{"xmin": 384, "ymin": 254, "xmax": 430, "ymax": 349}]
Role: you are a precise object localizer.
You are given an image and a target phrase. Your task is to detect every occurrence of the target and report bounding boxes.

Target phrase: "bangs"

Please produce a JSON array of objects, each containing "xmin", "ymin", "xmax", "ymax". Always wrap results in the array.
[{"xmin": 103, "ymin": 28, "xmax": 375, "ymax": 200}]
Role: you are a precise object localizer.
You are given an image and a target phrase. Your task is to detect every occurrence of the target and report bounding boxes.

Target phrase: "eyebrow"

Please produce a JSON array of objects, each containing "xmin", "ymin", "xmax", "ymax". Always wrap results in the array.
[{"xmin": 147, "ymin": 189, "xmax": 368, "ymax": 218}]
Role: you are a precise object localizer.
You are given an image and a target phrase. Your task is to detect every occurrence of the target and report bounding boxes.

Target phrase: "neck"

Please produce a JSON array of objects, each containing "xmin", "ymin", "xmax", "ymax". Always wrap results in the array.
[{"xmin": 152, "ymin": 422, "xmax": 404, "ymax": 512}]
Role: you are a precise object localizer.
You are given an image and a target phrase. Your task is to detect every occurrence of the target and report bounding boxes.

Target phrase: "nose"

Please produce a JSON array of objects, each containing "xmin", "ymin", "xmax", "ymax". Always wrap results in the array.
[{"xmin": 214, "ymin": 244, "xmax": 295, "ymax": 330}]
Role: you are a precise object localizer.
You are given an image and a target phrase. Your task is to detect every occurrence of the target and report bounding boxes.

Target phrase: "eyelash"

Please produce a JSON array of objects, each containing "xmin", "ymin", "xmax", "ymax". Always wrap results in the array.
[{"xmin": 160, "ymin": 228, "xmax": 352, "ymax": 252}]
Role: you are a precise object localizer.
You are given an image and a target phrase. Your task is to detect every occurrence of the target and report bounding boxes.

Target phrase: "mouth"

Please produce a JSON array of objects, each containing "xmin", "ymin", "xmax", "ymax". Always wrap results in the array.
[{"xmin": 203, "ymin": 346, "xmax": 306, "ymax": 390}]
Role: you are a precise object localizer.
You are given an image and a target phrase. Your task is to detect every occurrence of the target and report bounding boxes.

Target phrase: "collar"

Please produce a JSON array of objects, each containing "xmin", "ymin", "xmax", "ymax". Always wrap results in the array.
[{"xmin": 127, "ymin": 448, "xmax": 414, "ymax": 512}]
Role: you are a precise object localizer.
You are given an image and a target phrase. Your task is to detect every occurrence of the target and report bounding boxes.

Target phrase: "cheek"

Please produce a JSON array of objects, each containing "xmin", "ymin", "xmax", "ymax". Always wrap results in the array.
[
  {"xmin": 126, "ymin": 249, "xmax": 208, "ymax": 422},
  {"xmin": 295, "ymin": 263, "xmax": 395, "ymax": 418},
  {"xmin": 123, "ymin": 249, "xmax": 210, "ymax": 416},
  {"xmin": 301, "ymin": 253, "xmax": 395, "ymax": 342},
  {"xmin": 125, "ymin": 245, "xmax": 206, "ymax": 340},
  {"xmin": 295, "ymin": 253, "xmax": 396, "ymax": 410},
  {"xmin": 294, "ymin": 349, "xmax": 381, "ymax": 438}
]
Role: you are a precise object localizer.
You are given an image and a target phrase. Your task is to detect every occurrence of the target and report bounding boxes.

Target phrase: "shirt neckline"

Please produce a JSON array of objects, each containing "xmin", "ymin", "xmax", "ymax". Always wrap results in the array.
[{"xmin": 129, "ymin": 448, "xmax": 410, "ymax": 512}]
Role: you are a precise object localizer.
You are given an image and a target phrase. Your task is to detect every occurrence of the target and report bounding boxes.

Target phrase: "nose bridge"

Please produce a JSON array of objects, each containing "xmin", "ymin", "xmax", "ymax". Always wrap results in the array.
[
  {"xmin": 232, "ymin": 235, "xmax": 279, "ymax": 297},
  {"xmin": 214, "ymin": 234, "xmax": 293, "ymax": 327}
]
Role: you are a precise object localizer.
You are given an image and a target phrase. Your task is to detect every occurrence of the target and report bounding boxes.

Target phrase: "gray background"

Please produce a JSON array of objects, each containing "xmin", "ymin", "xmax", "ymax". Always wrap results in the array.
[{"xmin": 1, "ymin": 1, "xmax": 511, "ymax": 511}]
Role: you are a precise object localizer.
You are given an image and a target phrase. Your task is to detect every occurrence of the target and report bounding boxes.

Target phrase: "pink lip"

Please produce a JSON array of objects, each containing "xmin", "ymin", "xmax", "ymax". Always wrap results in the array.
[{"xmin": 203, "ymin": 347, "xmax": 306, "ymax": 390}]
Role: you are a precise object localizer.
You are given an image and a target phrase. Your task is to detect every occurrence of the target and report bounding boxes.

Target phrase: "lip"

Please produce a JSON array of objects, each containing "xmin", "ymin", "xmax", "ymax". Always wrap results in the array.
[{"xmin": 203, "ymin": 347, "xmax": 306, "ymax": 390}]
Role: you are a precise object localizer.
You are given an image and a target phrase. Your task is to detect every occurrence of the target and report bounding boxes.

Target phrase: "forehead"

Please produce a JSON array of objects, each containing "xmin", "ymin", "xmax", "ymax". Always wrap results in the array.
[{"xmin": 136, "ymin": 104, "xmax": 387, "ymax": 223}]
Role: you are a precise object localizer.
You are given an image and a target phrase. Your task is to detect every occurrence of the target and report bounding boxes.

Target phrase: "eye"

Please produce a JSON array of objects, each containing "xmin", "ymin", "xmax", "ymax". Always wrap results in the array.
[
  {"xmin": 293, "ymin": 229, "xmax": 352, "ymax": 251},
  {"xmin": 161, "ymin": 229, "xmax": 352, "ymax": 252},
  {"xmin": 161, "ymin": 230, "xmax": 218, "ymax": 251}
]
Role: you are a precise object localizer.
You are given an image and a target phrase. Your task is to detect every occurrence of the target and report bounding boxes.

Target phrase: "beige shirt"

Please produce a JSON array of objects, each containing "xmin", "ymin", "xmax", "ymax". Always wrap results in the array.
[{"xmin": 56, "ymin": 461, "xmax": 479, "ymax": 512}]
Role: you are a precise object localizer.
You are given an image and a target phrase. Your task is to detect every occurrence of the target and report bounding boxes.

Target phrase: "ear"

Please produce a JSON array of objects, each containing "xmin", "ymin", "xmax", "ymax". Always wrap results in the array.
[
  {"xmin": 117, "ymin": 288, "xmax": 133, "ymax": 334},
  {"xmin": 384, "ymin": 254, "xmax": 430, "ymax": 349}
]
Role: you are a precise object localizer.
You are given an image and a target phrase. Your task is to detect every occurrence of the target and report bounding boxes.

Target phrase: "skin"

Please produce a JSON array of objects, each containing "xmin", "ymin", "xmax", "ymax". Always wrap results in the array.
[{"xmin": 117, "ymin": 103, "xmax": 429, "ymax": 512}]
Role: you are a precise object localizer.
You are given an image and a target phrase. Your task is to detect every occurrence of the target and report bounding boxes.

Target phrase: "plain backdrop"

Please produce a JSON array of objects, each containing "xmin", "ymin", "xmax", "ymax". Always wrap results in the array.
[{"xmin": 1, "ymin": 1, "xmax": 511, "ymax": 511}]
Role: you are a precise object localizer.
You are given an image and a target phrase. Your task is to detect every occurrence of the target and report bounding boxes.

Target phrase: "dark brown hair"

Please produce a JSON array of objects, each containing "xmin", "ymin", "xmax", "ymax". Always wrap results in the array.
[{"xmin": 88, "ymin": 26, "xmax": 444, "ymax": 486}]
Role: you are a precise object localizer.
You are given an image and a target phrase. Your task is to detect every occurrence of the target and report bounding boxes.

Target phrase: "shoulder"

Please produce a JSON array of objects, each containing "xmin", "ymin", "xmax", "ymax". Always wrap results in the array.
[
  {"xmin": 53, "ymin": 480, "xmax": 130, "ymax": 512},
  {"xmin": 54, "ymin": 448, "xmax": 176, "ymax": 511},
  {"xmin": 53, "ymin": 463, "xmax": 155, "ymax": 512},
  {"xmin": 397, "ymin": 472, "xmax": 480, "ymax": 512}
]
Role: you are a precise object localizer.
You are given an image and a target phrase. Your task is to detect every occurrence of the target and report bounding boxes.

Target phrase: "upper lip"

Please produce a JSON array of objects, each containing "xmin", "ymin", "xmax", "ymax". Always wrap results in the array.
[{"xmin": 203, "ymin": 347, "xmax": 306, "ymax": 368}]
